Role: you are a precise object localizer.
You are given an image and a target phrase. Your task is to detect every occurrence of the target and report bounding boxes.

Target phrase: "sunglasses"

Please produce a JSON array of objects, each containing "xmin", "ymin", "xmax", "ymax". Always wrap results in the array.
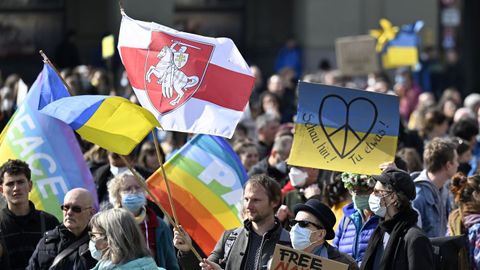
[
  {"xmin": 60, "ymin": 204, "xmax": 92, "ymax": 213},
  {"xmin": 290, "ymin": 219, "xmax": 323, "ymax": 230}
]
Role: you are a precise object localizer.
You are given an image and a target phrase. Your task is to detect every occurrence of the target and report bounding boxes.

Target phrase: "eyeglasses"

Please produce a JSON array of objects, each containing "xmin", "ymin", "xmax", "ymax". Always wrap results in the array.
[
  {"xmin": 290, "ymin": 219, "xmax": 323, "ymax": 230},
  {"xmin": 88, "ymin": 231, "xmax": 106, "ymax": 241},
  {"xmin": 372, "ymin": 189, "xmax": 393, "ymax": 197},
  {"xmin": 60, "ymin": 204, "xmax": 92, "ymax": 213},
  {"xmin": 120, "ymin": 186, "xmax": 143, "ymax": 194}
]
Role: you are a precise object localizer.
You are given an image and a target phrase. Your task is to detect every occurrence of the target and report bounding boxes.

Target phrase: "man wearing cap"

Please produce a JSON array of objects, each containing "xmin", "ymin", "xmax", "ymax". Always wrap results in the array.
[
  {"xmin": 360, "ymin": 168, "xmax": 433, "ymax": 270},
  {"xmin": 291, "ymin": 198, "xmax": 358, "ymax": 270},
  {"xmin": 413, "ymin": 137, "xmax": 458, "ymax": 237}
]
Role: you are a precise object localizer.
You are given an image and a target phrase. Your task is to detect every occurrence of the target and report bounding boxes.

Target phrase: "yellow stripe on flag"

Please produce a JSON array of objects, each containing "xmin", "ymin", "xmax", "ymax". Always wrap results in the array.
[
  {"xmin": 382, "ymin": 47, "xmax": 418, "ymax": 69},
  {"xmin": 288, "ymin": 124, "xmax": 397, "ymax": 175},
  {"xmin": 165, "ymin": 165, "xmax": 242, "ymax": 229}
]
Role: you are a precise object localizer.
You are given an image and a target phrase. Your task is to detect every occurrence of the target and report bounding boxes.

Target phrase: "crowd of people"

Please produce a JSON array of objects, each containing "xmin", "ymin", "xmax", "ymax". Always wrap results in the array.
[{"xmin": 1, "ymin": 40, "xmax": 480, "ymax": 270}]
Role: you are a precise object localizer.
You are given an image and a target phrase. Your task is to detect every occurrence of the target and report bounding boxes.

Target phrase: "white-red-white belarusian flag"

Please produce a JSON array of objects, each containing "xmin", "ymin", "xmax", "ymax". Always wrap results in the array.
[{"xmin": 118, "ymin": 13, "xmax": 255, "ymax": 138}]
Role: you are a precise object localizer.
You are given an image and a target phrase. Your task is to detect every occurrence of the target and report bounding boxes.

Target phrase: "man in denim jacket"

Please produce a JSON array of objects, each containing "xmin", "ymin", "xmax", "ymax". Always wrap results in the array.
[{"xmin": 412, "ymin": 138, "xmax": 458, "ymax": 237}]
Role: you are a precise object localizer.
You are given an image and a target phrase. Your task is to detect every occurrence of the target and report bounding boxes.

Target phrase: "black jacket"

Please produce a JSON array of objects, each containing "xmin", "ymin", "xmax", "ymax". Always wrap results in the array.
[
  {"xmin": 178, "ymin": 218, "xmax": 291, "ymax": 270},
  {"xmin": 0, "ymin": 201, "xmax": 59, "ymax": 270},
  {"xmin": 360, "ymin": 224, "xmax": 434, "ymax": 270},
  {"xmin": 26, "ymin": 225, "xmax": 97, "ymax": 270}
]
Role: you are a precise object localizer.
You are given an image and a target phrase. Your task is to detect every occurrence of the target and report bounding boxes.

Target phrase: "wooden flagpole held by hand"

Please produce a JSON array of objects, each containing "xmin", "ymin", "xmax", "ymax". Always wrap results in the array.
[
  {"xmin": 151, "ymin": 131, "xmax": 180, "ymax": 225},
  {"xmin": 119, "ymin": 155, "xmax": 202, "ymax": 262}
]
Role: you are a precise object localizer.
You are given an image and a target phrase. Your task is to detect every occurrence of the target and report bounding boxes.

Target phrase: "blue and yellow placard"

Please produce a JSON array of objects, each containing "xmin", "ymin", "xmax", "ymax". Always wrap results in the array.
[{"xmin": 288, "ymin": 82, "xmax": 400, "ymax": 175}]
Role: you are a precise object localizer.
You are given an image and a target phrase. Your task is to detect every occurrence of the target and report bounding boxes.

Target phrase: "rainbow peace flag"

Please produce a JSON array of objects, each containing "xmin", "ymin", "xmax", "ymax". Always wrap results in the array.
[
  {"xmin": 288, "ymin": 82, "xmax": 399, "ymax": 175},
  {"xmin": 0, "ymin": 64, "xmax": 97, "ymax": 219},
  {"xmin": 147, "ymin": 134, "xmax": 247, "ymax": 254}
]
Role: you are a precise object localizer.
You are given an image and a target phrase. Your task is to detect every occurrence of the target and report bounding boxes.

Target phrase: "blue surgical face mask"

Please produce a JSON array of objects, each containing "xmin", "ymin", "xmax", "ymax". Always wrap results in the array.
[
  {"xmin": 89, "ymin": 240, "xmax": 103, "ymax": 261},
  {"xmin": 121, "ymin": 192, "xmax": 146, "ymax": 213},
  {"xmin": 369, "ymin": 193, "xmax": 386, "ymax": 217},
  {"xmin": 352, "ymin": 194, "xmax": 370, "ymax": 211},
  {"xmin": 289, "ymin": 224, "xmax": 313, "ymax": 250}
]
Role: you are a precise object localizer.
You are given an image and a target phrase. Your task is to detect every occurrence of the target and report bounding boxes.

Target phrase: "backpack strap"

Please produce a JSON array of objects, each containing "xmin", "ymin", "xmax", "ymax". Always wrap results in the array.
[
  {"xmin": 49, "ymin": 233, "xmax": 89, "ymax": 269},
  {"xmin": 223, "ymin": 227, "xmax": 243, "ymax": 262}
]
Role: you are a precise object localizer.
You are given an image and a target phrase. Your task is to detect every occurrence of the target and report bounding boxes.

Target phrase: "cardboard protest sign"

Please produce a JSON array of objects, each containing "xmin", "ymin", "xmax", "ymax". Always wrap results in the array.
[
  {"xmin": 270, "ymin": 245, "xmax": 349, "ymax": 270},
  {"xmin": 288, "ymin": 82, "xmax": 399, "ymax": 175},
  {"xmin": 335, "ymin": 35, "xmax": 379, "ymax": 76}
]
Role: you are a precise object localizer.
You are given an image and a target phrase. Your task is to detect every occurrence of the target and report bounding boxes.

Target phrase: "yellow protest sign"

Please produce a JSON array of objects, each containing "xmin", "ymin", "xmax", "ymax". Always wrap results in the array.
[
  {"xmin": 102, "ymin": 34, "xmax": 115, "ymax": 59},
  {"xmin": 270, "ymin": 245, "xmax": 349, "ymax": 270},
  {"xmin": 288, "ymin": 82, "xmax": 399, "ymax": 175}
]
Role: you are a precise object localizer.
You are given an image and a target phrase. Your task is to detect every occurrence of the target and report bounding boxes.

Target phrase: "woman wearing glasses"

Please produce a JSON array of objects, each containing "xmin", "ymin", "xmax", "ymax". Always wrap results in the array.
[
  {"xmin": 290, "ymin": 198, "xmax": 358, "ymax": 270},
  {"xmin": 89, "ymin": 208, "xmax": 165, "ymax": 269},
  {"xmin": 107, "ymin": 171, "xmax": 179, "ymax": 270},
  {"xmin": 360, "ymin": 168, "xmax": 434, "ymax": 270}
]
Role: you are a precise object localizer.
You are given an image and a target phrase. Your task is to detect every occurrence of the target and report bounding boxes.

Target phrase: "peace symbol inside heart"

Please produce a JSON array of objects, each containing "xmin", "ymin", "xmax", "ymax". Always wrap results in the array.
[{"xmin": 318, "ymin": 95, "xmax": 378, "ymax": 159}]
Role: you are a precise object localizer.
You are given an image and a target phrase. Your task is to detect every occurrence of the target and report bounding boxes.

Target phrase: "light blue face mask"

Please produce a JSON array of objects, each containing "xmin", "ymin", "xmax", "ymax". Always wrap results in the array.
[
  {"xmin": 121, "ymin": 192, "xmax": 146, "ymax": 213},
  {"xmin": 289, "ymin": 224, "xmax": 313, "ymax": 250},
  {"xmin": 89, "ymin": 239, "xmax": 103, "ymax": 261}
]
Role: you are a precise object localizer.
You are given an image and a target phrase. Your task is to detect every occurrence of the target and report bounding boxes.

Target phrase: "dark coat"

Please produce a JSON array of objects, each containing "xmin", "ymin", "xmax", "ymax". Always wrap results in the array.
[
  {"xmin": 0, "ymin": 202, "xmax": 59, "ymax": 270},
  {"xmin": 26, "ymin": 225, "xmax": 97, "ymax": 270},
  {"xmin": 360, "ymin": 225, "xmax": 434, "ymax": 270}
]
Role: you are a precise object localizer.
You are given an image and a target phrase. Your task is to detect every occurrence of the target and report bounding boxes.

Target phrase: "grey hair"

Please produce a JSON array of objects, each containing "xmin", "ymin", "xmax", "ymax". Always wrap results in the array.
[
  {"xmin": 255, "ymin": 113, "xmax": 280, "ymax": 130},
  {"xmin": 272, "ymin": 134, "xmax": 292, "ymax": 155},
  {"xmin": 464, "ymin": 93, "xmax": 480, "ymax": 113},
  {"xmin": 89, "ymin": 208, "xmax": 151, "ymax": 264},
  {"xmin": 107, "ymin": 171, "xmax": 145, "ymax": 208}
]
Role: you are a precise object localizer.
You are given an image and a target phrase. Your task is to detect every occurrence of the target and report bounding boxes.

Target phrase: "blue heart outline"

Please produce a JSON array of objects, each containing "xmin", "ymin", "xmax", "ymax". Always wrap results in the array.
[{"xmin": 318, "ymin": 94, "xmax": 378, "ymax": 159}]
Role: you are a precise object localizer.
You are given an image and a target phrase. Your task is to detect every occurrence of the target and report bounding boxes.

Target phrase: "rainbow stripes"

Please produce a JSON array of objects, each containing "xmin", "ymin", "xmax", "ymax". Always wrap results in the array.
[
  {"xmin": 147, "ymin": 134, "xmax": 247, "ymax": 254},
  {"xmin": 40, "ymin": 95, "xmax": 159, "ymax": 155},
  {"xmin": 0, "ymin": 64, "xmax": 97, "ymax": 219}
]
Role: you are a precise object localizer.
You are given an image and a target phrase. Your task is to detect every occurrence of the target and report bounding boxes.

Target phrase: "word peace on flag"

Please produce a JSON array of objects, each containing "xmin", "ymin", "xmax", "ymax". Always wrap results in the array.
[{"xmin": 288, "ymin": 82, "xmax": 399, "ymax": 175}]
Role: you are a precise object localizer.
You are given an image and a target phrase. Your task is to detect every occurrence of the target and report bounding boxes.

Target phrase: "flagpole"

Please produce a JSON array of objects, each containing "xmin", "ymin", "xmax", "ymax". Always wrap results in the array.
[
  {"xmin": 38, "ymin": 50, "xmax": 74, "ymax": 96},
  {"xmin": 119, "ymin": 155, "xmax": 203, "ymax": 262},
  {"xmin": 151, "ymin": 131, "xmax": 181, "ymax": 225}
]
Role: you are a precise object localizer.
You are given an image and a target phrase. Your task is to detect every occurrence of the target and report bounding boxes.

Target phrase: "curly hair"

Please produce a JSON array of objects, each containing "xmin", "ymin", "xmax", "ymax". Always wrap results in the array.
[
  {"xmin": 0, "ymin": 159, "xmax": 31, "ymax": 184},
  {"xmin": 107, "ymin": 171, "xmax": 145, "ymax": 208}
]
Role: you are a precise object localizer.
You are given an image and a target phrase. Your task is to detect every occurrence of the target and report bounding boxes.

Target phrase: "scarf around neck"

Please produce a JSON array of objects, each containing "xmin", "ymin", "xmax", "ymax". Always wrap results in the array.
[{"xmin": 361, "ymin": 208, "xmax": 418, "ymax": 270}]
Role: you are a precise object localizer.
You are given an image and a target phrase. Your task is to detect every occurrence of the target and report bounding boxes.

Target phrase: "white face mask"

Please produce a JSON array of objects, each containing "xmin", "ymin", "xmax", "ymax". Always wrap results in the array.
[
  {"xmin": 109, "ymin": 165, "xmax": 128, "ymax": 176},
  {"xmin": 289, "ymin": 167, "xmax": 308, "ymax": 187},
  {"xmin": 368, "ymin": 193, "xmax": 387, "ymax": 217},
  {"xmin": 289, "ymin": 224, "xmax": 313, "ymax": 250}
]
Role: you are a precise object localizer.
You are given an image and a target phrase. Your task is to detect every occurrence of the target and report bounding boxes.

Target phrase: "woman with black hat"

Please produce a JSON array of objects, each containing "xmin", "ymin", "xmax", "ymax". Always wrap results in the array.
[
  {"xmin": 360, "ymin": 168, "xmax": 434, "ymax": 270},
  {"xmin": 290, "ymin": 198, "xmax": 358, "ymax": 270}
]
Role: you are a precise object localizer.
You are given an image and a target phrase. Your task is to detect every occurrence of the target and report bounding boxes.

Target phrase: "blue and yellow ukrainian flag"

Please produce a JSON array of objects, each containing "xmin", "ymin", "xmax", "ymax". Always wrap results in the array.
[
  {"xmin": 40, "ymin": 95, "xmax": 160, "ymax": 155},
  {"xmin": 288, "ymin": 82, "xmax": 400, "ymax": 175},
  {"xmin": 371, "ymin": 19, "xmax": 423, "ymax": 69}
]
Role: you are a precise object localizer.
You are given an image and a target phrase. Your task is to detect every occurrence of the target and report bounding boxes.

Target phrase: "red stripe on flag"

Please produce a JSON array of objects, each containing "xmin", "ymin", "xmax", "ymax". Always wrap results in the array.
[
  {"xmin": 147, "ymin": 180, "xmax": 224, "ymax": 254},
  {"xmin": 120, "ymin": 46, "xmax": 254, "ymax": 112}
]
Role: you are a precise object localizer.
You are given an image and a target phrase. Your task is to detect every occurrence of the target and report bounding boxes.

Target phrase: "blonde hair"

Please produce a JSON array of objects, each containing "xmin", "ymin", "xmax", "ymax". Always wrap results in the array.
[
  {"xmin": 107, "ymin": 171, "xmax": 145, "ymax": 208},
  {"xmin": 89, "ymin": 208, "xmax": 151, "ymax": 264}
]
